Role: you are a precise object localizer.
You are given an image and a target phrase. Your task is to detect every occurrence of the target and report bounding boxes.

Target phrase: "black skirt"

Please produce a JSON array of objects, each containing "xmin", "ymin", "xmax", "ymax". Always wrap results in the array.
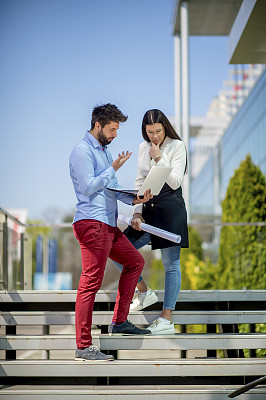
[{"xmin": 124, "ymin": 183, "xmax": 189, "ymax": 250}]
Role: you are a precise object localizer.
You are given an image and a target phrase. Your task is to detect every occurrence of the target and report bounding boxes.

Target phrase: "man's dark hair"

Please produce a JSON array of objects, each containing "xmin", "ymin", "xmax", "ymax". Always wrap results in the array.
[{"xmin": 90, "ymin": 103, "xmax": 128, "ymax": 129}]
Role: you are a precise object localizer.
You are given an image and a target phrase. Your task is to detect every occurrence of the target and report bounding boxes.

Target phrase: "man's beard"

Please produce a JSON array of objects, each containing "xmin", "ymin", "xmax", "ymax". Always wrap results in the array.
[{"xmin": 98, "ymin": 129, "xmax": 112, "ymax": 146}]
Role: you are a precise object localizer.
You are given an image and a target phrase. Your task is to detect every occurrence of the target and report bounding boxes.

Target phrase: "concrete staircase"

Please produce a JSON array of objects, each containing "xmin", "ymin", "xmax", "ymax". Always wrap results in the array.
[{"xmin": 0, "ymin": 289, "xmax": 266, "ymax": 399}]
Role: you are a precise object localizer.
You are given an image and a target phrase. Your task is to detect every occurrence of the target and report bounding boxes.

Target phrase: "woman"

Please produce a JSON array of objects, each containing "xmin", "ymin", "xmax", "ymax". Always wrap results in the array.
[{"xmin": 113, "ymin": 109, "xmax": 189, "ymax": 335}]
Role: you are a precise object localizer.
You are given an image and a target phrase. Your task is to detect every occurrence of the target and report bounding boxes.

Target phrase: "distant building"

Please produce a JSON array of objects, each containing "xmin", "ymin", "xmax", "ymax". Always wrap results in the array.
[
  {"xmin": 191, "ymin": 64, "xmax": 265, "ymax": 181},
  {"xmin": 191, "ymin": 64, "xmax": 266, "ymax": 218},
  {"xmin": 191, "ymin": 66, "xmax": 266, "ymax": 220}
]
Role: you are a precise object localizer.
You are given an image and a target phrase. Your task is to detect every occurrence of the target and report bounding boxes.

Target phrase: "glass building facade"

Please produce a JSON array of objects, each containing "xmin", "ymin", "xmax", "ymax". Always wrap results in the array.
[
  {"xmin": 191, "ymin": 68, "xmax": 266, "ymax": 217},
  {"xmin": 191, "ymin": 156, "xmax": 214, "ymax": 215}
]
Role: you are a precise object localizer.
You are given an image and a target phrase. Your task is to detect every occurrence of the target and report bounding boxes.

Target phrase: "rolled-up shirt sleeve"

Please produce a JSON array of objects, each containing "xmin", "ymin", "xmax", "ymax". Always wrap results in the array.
[
  {"xmin": 71, "ymin": 146, "xmax": 115, "ymax": 196},
  {"xmin": 111, "ymin": 175, "xmax": 135, "ymax": 205}
]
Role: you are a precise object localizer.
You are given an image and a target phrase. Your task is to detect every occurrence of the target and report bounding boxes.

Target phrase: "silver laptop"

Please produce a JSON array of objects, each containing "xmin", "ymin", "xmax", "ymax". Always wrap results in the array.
[{"xmin": 108, "ymin": 166, "xmax": 173, "ymax": 196}]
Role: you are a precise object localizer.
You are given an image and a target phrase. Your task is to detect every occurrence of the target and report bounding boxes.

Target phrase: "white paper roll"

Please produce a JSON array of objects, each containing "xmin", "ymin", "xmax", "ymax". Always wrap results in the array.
[{"xmin": 118, "ymin": 215, "xmax": 181, "ymax": 244}]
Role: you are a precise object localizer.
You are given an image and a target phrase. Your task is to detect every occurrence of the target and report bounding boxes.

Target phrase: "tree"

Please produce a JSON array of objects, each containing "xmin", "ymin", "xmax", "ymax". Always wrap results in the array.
[
  {"xmin": 180, "ymin": 226, "xmax": 204, "ymax": 289},
  {"xmin": 183, "ymin": 253, "xmax": 218, "ymax": 290},
  {"xmin": 217, "ymin": 154, "xmax": 266, "ymax": 289}
]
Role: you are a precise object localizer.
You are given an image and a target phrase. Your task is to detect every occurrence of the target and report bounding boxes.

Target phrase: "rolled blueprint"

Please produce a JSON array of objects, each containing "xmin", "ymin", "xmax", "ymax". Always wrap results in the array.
[{"xmin": 118, "ymin": 215, "xmax": 181, "ymax": 244}]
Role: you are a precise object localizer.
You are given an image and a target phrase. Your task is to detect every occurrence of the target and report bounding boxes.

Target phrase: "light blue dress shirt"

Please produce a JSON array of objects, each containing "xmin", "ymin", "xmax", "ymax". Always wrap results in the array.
[{"xmin": 69, "ymin": 131, "xmax": 133, "ymax": 227}]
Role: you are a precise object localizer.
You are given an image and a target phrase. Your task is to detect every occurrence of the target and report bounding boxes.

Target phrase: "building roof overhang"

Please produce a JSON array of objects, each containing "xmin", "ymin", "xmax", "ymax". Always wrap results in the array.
[
  {"xmin": 172, "ymin": 0, "xmax": 266, "ymax": 64},
  {"xmin": 172, "ymin": 0, "xmax": 242, "ymax": 36},
  {"xmin": 228, "ymin": 0, "xmax": 266, "ymax": 63}
]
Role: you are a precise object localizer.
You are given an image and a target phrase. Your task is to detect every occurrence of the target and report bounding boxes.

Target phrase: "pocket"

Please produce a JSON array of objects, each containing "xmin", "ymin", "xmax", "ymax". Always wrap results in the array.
[{"xmin": 73, "ymin": 220, "xmax": 103, "ymax": 245}]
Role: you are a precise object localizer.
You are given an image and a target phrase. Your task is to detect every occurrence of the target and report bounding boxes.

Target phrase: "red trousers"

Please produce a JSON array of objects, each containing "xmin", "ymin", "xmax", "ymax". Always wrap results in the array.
[{"xmin": 73, "ymin": 219, "xmax": 145, "ymax": 349}]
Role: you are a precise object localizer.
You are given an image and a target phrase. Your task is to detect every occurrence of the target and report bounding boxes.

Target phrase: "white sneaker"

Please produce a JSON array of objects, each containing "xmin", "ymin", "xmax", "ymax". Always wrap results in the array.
[
  {"xmin": 129, "ymin": 289, "xmax": 158, "ymax": 311},
  {"xmin": 131, "ymin": 289, "xmax": 140, "ymax": 301},
  {"xmin": 148, "ymin": 317, "xmax": 175, "ymax": 335}
]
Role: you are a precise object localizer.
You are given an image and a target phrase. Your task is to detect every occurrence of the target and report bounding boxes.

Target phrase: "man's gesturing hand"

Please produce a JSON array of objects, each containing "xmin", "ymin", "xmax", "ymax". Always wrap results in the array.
[
  {"xmin": 132, "ymin": 189, "xmax": 153, "ymax": 205},
  {"xmin": 112, "ymin": 151, "xmax": 132, "ymax": 171}
]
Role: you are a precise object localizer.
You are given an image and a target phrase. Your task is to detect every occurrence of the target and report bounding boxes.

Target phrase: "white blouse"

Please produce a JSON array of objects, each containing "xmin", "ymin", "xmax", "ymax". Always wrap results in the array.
[{"xmin": 133, "ymin": 136, "xmax": 187, "ymax": 214}]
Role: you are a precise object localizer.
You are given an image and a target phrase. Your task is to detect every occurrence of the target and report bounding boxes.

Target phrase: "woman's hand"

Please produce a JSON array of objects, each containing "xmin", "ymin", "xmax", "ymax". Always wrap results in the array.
[
  {"xmin": 132, "ymin": 189, "xmax": 153, "ymax": 205},
  {"xmin": 149, "ymin": 143, "xmax": 160, "ymax": 160},
  {"xmin": 131, "ymin": 213, "xmax": 145, "ymax": 231}
]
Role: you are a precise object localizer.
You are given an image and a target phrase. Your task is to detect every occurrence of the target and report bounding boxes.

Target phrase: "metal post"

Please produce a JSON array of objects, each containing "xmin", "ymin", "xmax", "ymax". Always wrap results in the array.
[
  {"xmin": 20, "ymin": 233, "xmax": 25, "ymax": 290},
  {"xmin": 221, "ymin": 324, "xmax": 244, "ymax": 358},
  {"xmin": 249, "ymin": 324, "xmax": 256, "ymax": 357},
  {"xmin": 174, "ymin": 34, "xmax": 181, "ymax": 135},
  {"xmin": 43, "ymin": 325, "xmax": 50, "ymax": 359},
  {"xmin": 26, "ymin": 235, "xmax": 33, "ymax": 289},
  {"xmin": 3, "ymin": 217, "xmax": 8, "ymax": 290},
  {"xmin": 180, "ymin": 325, "xmax": 187, "ymax": 358},
  {"xmin": 181, "ymin": 0, "xmax": 190, "ymax": 221},
  {"xmin": 207, "ymin": 324, "xmax": 217, "ymax": 358},
  {"xmin": 43, "ymin": 236, "xmax": 49, "ymax": 276},
  {"xmin": 6, "ymin": 326, "xmax": 16, "ymax": 360}
]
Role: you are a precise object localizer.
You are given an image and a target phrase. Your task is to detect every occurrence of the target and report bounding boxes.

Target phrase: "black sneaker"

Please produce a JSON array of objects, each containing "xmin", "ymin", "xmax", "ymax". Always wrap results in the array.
[
  {"xmin": 75, "ymin": 345, "xmax": 114, "ymax": 361},
  {"xmin": 108, "ymin": 320, "xmax": 151, "ymax": 335}
]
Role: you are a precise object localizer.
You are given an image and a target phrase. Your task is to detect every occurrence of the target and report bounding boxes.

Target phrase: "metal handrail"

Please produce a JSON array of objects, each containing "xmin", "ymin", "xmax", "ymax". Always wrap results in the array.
[
  {"xmin": 1, "ymin": 206, "xmax": 266, "ymax": 228},
  {"xmin": 28, "ymin": 221, "xmax": 266, "ymax": 227},
  {"xmin": 228, "ymin": 375, "xmax": 266, "ymax": 397},
  {"xmin": 0, "ymin": 206, "xmax": 26, "ymax": 226},
  {"xmin": 0, "ymin": 207, "xmax": 26, "ymax": 290},
  {"xmin": 1, "ymin": 206, "xmax": 266, "ymax": 291},
  {"xmin": 190, "ymin": 221, "xmax": 266, "ymax": 226}
]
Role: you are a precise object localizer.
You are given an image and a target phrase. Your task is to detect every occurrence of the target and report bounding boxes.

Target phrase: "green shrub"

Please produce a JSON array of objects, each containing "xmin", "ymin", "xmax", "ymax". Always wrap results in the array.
[{"xmin": 217, "ymin": 154, "xmax": 266, "ymax": 289}]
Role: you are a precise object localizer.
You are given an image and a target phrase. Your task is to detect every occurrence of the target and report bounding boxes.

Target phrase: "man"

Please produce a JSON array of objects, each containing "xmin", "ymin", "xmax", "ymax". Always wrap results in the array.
[{"xmin": 69, "ymin": 103, "xmax": 152, "ymax": 361}]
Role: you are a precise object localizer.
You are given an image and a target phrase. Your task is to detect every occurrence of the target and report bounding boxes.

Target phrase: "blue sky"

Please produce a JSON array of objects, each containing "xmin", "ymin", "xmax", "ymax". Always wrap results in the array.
[{"xmin": 0, "ymin": 0, "xmax": 230, "ymax": 221}]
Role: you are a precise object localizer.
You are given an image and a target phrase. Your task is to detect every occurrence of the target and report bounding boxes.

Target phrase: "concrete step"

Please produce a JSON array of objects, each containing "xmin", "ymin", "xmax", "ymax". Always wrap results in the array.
[
  {"xmin": 1, "ymin": 310, "xmax": 265, "ymax": 326},
  {"xmin": 0, "ymin": 359, "xmax": 265, "ymax": 377},
  {"xmin": 0, "ymin": 385, "xmax": 266, "ymax": 399},
  {"xmin": 1, "ymin": 333, "xmax": 266, "ymax": 351},
  {"xmin": 1, "ymin": 289, "xmax": 265, "ymax": 303}
]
